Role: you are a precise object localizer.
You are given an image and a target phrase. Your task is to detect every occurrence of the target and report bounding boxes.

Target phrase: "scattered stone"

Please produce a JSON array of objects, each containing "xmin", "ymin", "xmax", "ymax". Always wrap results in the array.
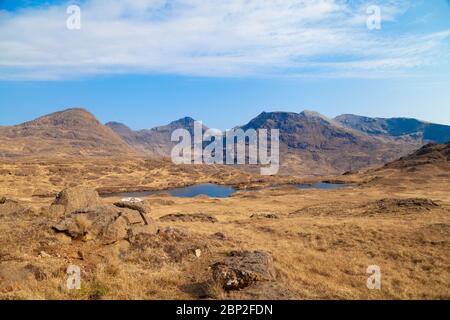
[
  {"xmin": 210, "ymin": 251, "xmax": 276, "ymax": 291},
  {"xmin": 195, "ymin": 249, "xmax": 202, "ymax": 258},
  {"xmin": 157, "ymin": 227, "xmax": 189, "ymax": 241},
  {"xmin": 50, "ymin": 186, "xmax": 101, "ymax": 215},
  {"xmin": 210, "ymin": 232, "xmax": 226, "ymax": 240},
  {"xmin": 127, "ymin": 224, "xmax": 158, "ymax": 243},
  {"xmin": 24, "ymin": 264, "xmax": 47, "ymax": 281},
  {"xmin": 159, "ymin": 213, "xmax": 218, "ymax": 223},
  {"xmin": 250, "ymin": 213, "xmax": 279, "ymax": 219},
  {"xmin": 164, "ymin": 245, "xmax": 183, "ymax": 262}
]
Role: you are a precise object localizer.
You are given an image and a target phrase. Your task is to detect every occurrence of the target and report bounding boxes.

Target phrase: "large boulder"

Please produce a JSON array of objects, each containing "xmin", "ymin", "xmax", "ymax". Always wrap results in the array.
[
  {"xmin": 206, "ymin": 250, "xmax": 293, "ymax": 299},
  {"xmin": 52, "ymin": 205, "xmax": 157, "ymax": 244},
  {"xmin": 211, "ymin": 251, "xmax": 277, "ymax": 291},
  {"xmin": 50, "ymin": 186, "xmax": 101, "ymax": 215}
]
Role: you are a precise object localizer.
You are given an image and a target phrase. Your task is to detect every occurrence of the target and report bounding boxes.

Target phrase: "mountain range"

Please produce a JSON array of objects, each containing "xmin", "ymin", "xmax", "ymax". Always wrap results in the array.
[
  {"xmin": 1, "ymin": 108, "xmax": 449, "ymax": 175},
  {"xmin": 335, "ymin": 114, "xmax": 450, "ymax": 143}
]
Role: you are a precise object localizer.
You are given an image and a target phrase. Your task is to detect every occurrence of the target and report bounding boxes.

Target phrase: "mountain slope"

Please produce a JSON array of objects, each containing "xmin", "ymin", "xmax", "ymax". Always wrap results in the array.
[
  {"xmin": 383, "ymin": 142, "xmax": 450, "ymax": 170},
  {"xmin": 106, "ymin": 117, "xmax": 207, "ymax": 156},
  {"xmin": 356, "ymin": 142, "xmax": 450, "ymax": 190},
  {"xmin": 0, "ymin": 108, "xmax": 138, "ymax": 157},
  {"xmin": 1, "ymin": 108, "xmax": 443, "ymax": 176},
  {"xmin": 334, "ymin": 114, "xmax": 450, "ymax": 144},
  {"xmin": 239, "ymin": 111, "xmax": 422, "ymax": 175}
]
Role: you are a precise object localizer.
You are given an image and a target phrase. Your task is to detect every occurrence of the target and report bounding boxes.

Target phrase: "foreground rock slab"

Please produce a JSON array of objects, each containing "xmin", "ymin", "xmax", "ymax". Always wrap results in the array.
[{"xmin": 113, "ymin": 200, "xmax": 151, "ymax": 225}]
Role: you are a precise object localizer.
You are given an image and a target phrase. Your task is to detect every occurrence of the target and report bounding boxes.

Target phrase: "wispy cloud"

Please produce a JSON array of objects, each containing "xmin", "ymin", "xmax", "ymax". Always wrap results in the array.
[{"xmin": 0, "ymin": 0, "xmax": 448, "ymax": 80}]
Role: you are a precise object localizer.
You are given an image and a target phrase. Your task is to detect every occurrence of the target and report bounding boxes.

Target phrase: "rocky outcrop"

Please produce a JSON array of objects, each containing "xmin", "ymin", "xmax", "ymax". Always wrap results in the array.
[
  {"xmin": 52, "ymin": 205, "xmax": 158, "ymax": 244},
  {"xmin": 50, "ymin": 186, "xmax": 101, "ymax": 215},
  {"xmin": 210, "ymin": 251, "xmax": 277, "ymax": 291},
  {"xmin": 159, "ymin": 213, "xmax": 218, "ymax": 223},
  {"xmin": 205, "ymin": 250, "xmax": 294, "ymax": 299},
  {"xmin": 50, "ymin": 186, "xmax": 158, "ymax": 244},
  {"xmin": 250, "ymin": 213, "xmax": 279, "ymax": 219},
  {"xmin": 113, "ymin": 199, "xmax": 151, "ymax": 225},
  {"xmin": 363, "ymin": 198, "xmax": 440, "ymax": 215}
]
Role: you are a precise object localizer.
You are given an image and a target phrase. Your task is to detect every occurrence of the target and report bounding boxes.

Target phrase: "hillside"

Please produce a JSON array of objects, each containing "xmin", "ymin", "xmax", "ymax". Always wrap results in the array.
[
  {"xmin": 106, "ymin": 117, "xmax": 207, "ymax": 156},
  {"xmin": 1, "ymin": 108, "xmax": 443, "ymax": 175},
  {"xmin": 0, "ymin": 108, "xmax": 138, "ymax": 158},
  {"xmin": 382, "ymin": 142, "xmax": 450, "ymax": 170},
  {"xmin": 352, "ymin": 142, "xmax": 450, "ymax": 193}
]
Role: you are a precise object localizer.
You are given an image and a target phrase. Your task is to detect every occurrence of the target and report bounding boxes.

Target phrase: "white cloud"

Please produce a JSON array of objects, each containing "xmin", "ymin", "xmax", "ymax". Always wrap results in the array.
[{"xmin": 0, "ymin": 0, "xmax": 448, "ymax": 80}]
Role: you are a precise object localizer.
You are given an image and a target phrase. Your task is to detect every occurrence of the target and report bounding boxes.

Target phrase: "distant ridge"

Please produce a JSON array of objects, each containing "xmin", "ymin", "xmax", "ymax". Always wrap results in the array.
[
  {"xmin": 238, "ymin": 110, "xmax": 421, "ymax": 175},
  {"xmin": 334, "ymin": 114, "xmax": 450, "ymax": 144},
  {"xmin": 106, "ymin": 116, "xmax": 207, "ymax": 156},
  {"xmin": 1, "ymin": 107, "xmax": 448, "ymax": 175}
]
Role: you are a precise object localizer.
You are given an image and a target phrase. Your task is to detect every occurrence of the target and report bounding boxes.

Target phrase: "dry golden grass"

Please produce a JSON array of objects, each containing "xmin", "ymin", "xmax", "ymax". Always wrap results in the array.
[{"xmin": 0, "ymin": 158, "xmax": 449, "ymax": 300}]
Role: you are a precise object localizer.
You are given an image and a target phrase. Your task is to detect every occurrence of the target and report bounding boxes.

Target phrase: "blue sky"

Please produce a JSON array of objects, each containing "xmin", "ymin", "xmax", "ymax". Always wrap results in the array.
[{"xmin": 0, "ymin": 0, "xmax": 449, "ymax": 129}]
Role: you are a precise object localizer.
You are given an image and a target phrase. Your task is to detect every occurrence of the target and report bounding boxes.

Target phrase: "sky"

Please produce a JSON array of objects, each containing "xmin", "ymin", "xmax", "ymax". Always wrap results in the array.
[{"xmin": 0, "ymin": 0, "xmax": 449, "ymax": 130}]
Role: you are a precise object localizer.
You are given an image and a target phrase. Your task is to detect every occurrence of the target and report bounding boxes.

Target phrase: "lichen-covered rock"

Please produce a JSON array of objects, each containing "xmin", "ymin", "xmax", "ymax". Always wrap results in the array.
[
  {"xmin": 114, "ymin": 199, "xmax": 151, "ymax": 213},
  {"xmin": 52, "ymin": 204, "xmax": 158, "ymax": 244},
  {"xmin": 113, "ymin": 200, "xmax": 151, "ymax": 225},
  {"xmin": 51, "ymin": 186, "xmax": 101, "ymax": 215},
  {"xmin": 53, "ymin": 205, "xmax": 119, "ymax": 242},
  {"xmin": 211, "ymin": 251, "xmax": 276, "ymax": 291},
  {"xmin": 159, "ymin": 213, "xmax": 218, "ymax": 223}
]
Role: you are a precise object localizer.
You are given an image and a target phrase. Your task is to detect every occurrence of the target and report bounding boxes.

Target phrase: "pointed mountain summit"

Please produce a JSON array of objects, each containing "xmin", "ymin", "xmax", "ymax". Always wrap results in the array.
[
  {"xmin": 167, "ymin": 116, "xmax": 197, "ymax": 128},
  {"xmin": 106, "ymin": 116, "xmax": 207, "ymax": 156}
]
